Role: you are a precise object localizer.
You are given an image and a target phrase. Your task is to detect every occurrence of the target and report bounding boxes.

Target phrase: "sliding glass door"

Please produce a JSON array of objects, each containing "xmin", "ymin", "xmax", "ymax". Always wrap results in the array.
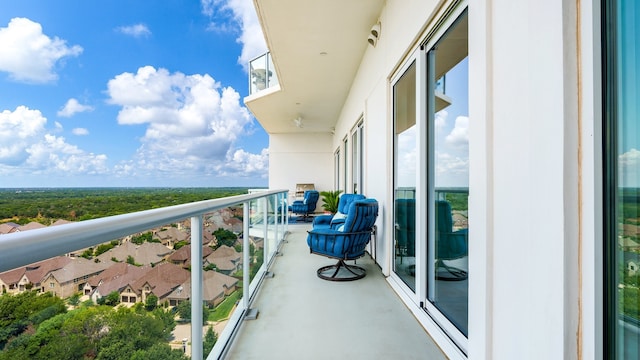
[
  {"xmin": 425, "ymin": 11, "xmax": 469, "ymax": 338},
  {"xmin": 603, "ymin": 0, "xmax": 640, "ymax": 358},
  {"xmin": 391, "ymin": 5, "xmax": 468, "ymax": 346},
  {"xmin": 393, "ymin": 60, "xmax": 417, "ymax": 292}
]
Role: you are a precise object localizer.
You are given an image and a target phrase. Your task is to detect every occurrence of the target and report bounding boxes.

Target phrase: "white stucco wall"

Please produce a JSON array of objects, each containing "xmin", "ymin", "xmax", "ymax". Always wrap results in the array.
[
  {"xmin": 266, "ymin": 0, "xmax": 600, "ymax": 359},
  {"xmin": 468, "ymin": 0, "xmax": 593, "ymax": 359},
  {"xmin": 268, "ymin": 132, "xmax": 333, "ymax": 205}
]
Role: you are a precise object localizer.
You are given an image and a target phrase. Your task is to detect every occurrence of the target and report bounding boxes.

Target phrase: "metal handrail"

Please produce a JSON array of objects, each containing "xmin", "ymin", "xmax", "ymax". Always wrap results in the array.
[{"xmin": 0, "ymin": 189, "xmax": 289, "ymax": 360}]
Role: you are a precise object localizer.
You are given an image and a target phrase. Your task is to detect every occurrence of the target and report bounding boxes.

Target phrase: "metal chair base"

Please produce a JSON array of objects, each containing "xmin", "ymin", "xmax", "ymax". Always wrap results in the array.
[
  {"xmin": 317, "ymin": 259, "xmax": 366, "ymax": 281},
  {"xmin": 435, "ymin": 260, "xmax": 468, "ymax": 281}
]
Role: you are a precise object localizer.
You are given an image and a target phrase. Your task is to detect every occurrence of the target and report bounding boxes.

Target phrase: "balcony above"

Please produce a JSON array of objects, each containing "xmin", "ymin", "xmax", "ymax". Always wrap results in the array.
[
  {"xmin": 244, "ymin": 0, "xmax": 385, "ymax": 135},
  {"xmin": 249, "ymin": 52, "xmax": 279, "ymax": 96}
]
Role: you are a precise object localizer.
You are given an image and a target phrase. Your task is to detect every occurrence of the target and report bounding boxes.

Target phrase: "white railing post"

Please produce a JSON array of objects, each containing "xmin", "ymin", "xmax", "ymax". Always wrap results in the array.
[
  {"xmin": 262, "ymin": 196, "xmax": 269, "ymax": 260},
  {"xmin": 273, "ymin": 194, "xmax": 280, "ymax": 245},
  {"xmin": 191, "ymin": 215, "xmax": 203, "ymax": 360},
  {"xmin": 242, "ymin": 201, "xmax": 259, "ymax": 320}
]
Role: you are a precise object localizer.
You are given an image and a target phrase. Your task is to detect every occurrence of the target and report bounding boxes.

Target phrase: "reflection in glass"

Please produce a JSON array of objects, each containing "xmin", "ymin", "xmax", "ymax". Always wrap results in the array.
[
  {"xmin": 393, "ymin": 61, "xmax": 417, "ymax": 291},
  {"xmin": 427, "ymin": 12, "xmax": 469, "ymax": 336},
  {"xmin": 606, "ymin": 0, "xmax": 640, "ymax": 357}
]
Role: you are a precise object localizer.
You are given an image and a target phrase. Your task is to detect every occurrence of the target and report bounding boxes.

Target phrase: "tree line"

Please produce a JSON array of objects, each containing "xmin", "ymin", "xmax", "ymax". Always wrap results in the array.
[{"xmin": 0, "ymin": 187, "xmax": 255, "ymax": 224}]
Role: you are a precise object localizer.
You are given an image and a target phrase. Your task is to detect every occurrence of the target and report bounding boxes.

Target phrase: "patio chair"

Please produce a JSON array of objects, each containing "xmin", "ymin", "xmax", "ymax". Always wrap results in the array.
[
  {"xmin": 312, "ymin": 193, "xmax": 366, "ymax": 230},
  {"xmin": 288, "ymin": 190, "xmax": 319, "ymax": 222},
  {"xmin": 307, "ymin": 198, "xmax": 378, "ymax": 281},
  {"xmin": 435, "ymin": 200, "xmax": 468, "ymax": 280}
]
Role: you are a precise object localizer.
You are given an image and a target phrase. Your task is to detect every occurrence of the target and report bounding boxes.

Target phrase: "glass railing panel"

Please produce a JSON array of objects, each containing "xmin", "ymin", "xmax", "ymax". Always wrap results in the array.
[
  {"xmin": 249, "ymin": 52, "xmax": 277, "ymax": 95},
  {"xmin": 0, "ymin": 189, "xmax": 288, "ymax": 360}
]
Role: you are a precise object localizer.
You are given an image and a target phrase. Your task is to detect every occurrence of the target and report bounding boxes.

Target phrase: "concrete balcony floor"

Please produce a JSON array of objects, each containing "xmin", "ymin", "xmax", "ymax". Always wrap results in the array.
[{"xmin": 226, "ymin": 223, "xmax": 447, "ymax": 359}]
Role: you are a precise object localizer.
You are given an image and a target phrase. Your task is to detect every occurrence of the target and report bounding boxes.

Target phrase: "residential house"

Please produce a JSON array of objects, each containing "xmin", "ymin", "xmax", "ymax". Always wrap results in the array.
[
  {"xmin": 129, "ymin": 262, "xmax": 191, "ymax": 304},
  {"xmin": 18, "ymin": 221, "xmax": 46, "ymax": 231},
  {"xmin": 166, "ymin": 270, "xmax": 238, "ymax": 307},
  {"xmin": 207, "ymin": 208, "xmax": 243, "ymax": 233},
  {"xmin": 153, "ymin": 226, "xmax": 189, "ymax": 248},
  {"xmin": 167, "ymin": 244, "xmax": 214, "ymax": 268},
  {"xmin": 0, "ymin": 256, "xmax": 71, "ymax": 294},
  {"xmin": 42, "ymin": 257, "xmax": 111, "ymax": 298},
  {"xmin": 204, "ymin": 245, "xmax": 242, "ymax": 275},
  {"xmin": 88, "ymin": 262, "xmax": 151, "ymax": 303},
  {"xmin": 626, "ymin": 252, "xmax": 640, "ymax": 277},
  {"xmin": 51, "ymin": 219, "xmax": 73, "ymax": 226},
  {"xmin": 96, "ymin": 241, "xmax": 172, "ymax": 266},
  {"xmin": 0, "ymin": 222, "xmax": 20, "ymax": 235}
]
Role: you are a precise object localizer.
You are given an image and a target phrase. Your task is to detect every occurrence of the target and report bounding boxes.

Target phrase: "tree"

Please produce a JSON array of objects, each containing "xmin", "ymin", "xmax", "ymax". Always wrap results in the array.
[
  {"xmin": 81, "ymin": 248, "xmax": 94, "ymax": 259},
  {"xmin": 175, "ymin": 301, "xmax": 208, "ymax": 325},
  {"xmin": 174, "ymin": 240, "xmax": 189, "ymax": 250},
  {"xmin": 97, "ymin": 291, "xmax": 120, "ymax": 306},
  {"xmin": 130, "ymin": 343, "xmax": 187, "ymax": 360},
  {"xmin": 68, "ymin": 292, "xmax": 81, "ymax": 307},
  {"xmin": 145, "ymin": 294, "xmax": 158, "ymax": 311},
  {"xmin": 126, "ymin": 255, "xmax": 137, "ymax": 265},
  {"xmin": 94, "ymin": 243, "xmax": 115, "ymax": 257},
  {"xmin": 213, "ymin": 229, "xmax": 237, "ymax": 249},
  {"xmin": 176, "ymin": 301, "xmax": 191, "ymax": 321},
  {"xmin": 203, "ymin": 326, "xmax": 218, "ymax": 356}
]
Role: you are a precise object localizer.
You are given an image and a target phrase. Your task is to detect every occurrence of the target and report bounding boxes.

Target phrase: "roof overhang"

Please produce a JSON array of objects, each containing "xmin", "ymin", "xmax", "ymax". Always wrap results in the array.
[{"xmin": 246, "ymin": 0, "xmax": 385, "ymax": 134}]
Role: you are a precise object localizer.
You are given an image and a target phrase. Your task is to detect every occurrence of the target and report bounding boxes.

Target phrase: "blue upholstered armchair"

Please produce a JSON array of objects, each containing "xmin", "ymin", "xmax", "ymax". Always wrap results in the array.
[
  {"xmin": 312, "ymin": 193, "xmax": 366, "ymax": 230},
  {"xmin": 288, "ymin": 190, "xmax": 319, "ymax": 221},
  {"xmin": 307, "ymin": 198, "xmax": 378, "ymax": 281},
  {"xmin": 394, "ymin": 198, "xmax": 416, "ymax": 263},
  {"xmin": 435, "ymin": 200, "xmax": 468, "ymax": 280}
]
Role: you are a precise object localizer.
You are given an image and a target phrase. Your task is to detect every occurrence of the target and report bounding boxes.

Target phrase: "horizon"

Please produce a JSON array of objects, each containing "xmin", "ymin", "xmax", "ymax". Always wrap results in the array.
[{"xmin": 0, "ymin": 1, "xmax": 269, "ymax": 188}]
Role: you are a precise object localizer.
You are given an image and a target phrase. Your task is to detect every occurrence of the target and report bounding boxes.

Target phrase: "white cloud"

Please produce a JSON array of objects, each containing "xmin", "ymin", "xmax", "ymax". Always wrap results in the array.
[
  {"xmin": 25, "ymin": 134, "xmax": 108, "ymax": 174},
  {"xmin": 620, "ymin": 148, "xmax": 640, "ymax": 187},
  {"xmin": 107, "ymin": 66, "xmax": 267, "ymax": 179},
  {"xmin": 201, "ymin": 0, "xmax": 267, "ymax": 70},
  {"xmin": 116, "ymin": 24, "xmax": 151, "ymax": 38},
  {"xmin": 396, "ymin": 125, "xmax": 417, "ymax": 187},
  {"xmin": 435, "ymin": 110, "xmax": 447, "ymax": 131},
  {"xmin": 57, "ymin": 98, "xmax": 94, "ymax": 117},
  {"xmin": 0, "ymin": 106, "xmax": 47, "ymax": 165},
  {"xmin": 620, "ymin": 148, "xmax": 640, "ymax": 166},
  {"xmin": 72, "ymin": 128, "xmax": 89, "ymax": 136},
  {"xmin": 445, "ymin": 116, "xmax": 469, "ymax": 148},
  {"xmin": 0, "ymin": 106, "xmax": 107, "ymax": 175},
  {"xmin": 0, "ymin": 17, "xmax": 82, "ymax": 83}
]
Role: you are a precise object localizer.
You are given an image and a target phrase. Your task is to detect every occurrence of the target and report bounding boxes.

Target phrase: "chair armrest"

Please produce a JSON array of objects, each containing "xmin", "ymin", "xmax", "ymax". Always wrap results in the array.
[
  {"xmin": 329, "ymin": 218, "xmax": 346, "ymax": 228},
  {"xmin": 313, "ymin": 215, "xmax": 333, "ymax": 226}
]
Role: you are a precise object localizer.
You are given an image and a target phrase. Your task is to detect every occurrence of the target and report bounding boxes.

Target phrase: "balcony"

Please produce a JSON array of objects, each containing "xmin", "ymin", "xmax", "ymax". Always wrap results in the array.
[
  {"xmin": 222, "ymin": 223, "xmax": 446, "ymax": 359},
  {"xmin": 0, "ymin": 190, "xmax": 446, "ymax": 359},
  {"xmin": 249, "ymin": 52, "xmax": 278, "ymax": 96}
]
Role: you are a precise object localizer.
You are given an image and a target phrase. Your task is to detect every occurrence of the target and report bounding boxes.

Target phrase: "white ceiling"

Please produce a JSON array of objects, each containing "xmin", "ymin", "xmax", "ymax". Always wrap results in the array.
[{"xmin": 246, "ymin": 0, "xmax": 385, "ymax": 134}]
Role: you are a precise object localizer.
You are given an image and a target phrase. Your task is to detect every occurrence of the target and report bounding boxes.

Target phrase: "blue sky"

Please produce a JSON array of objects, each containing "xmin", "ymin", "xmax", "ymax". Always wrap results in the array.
[{"xmin": 0, "ymin": 0, "xmax": 269, "ymax": 188}]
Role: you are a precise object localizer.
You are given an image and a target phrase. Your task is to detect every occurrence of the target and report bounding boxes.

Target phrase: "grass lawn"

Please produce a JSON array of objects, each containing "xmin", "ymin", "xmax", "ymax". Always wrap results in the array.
[{"xmin": 208, "ymin": 291, "xmax": 242, "ymax": 322}]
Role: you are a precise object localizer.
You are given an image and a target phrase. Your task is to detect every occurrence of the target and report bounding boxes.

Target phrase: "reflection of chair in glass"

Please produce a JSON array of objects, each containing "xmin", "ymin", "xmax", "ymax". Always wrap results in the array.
[
  {"xmin": 313, "ymin": 193, "xmax": 366, "ymax": 230},
  {"xmin": 307, "ymin": 199, "xmax": 378, "ymax": 281},
  {"xmin": 288, "ymin": 190, "xmax": 319, "ymax": 221},
  {"xmin": 395, "ymin": 198, "xmax": 415, "ymax": 264},
  {"xmin": 436, "ymin": 200, "xmax": 468, "ymax": 280}
]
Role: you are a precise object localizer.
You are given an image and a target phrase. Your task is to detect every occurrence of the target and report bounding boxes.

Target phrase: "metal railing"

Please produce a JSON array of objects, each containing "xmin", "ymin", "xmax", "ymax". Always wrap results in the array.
[{"xmin": 0, "ymin": 189, "xmax": 289, "ymax": 360}]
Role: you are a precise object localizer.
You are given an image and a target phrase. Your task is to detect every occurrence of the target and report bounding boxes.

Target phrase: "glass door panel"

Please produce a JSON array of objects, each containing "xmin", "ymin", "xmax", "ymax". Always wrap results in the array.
[
  {"xmin": 604, "ymin": 0, "xmax": 640, "ymax": 358},
  {"xmin": 426, "ymin": 11, "xmax": 469, "ymax": 336},
  {"xmin": 393, "ymin": 61, "xmax": 417, "ymax": 291}
]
